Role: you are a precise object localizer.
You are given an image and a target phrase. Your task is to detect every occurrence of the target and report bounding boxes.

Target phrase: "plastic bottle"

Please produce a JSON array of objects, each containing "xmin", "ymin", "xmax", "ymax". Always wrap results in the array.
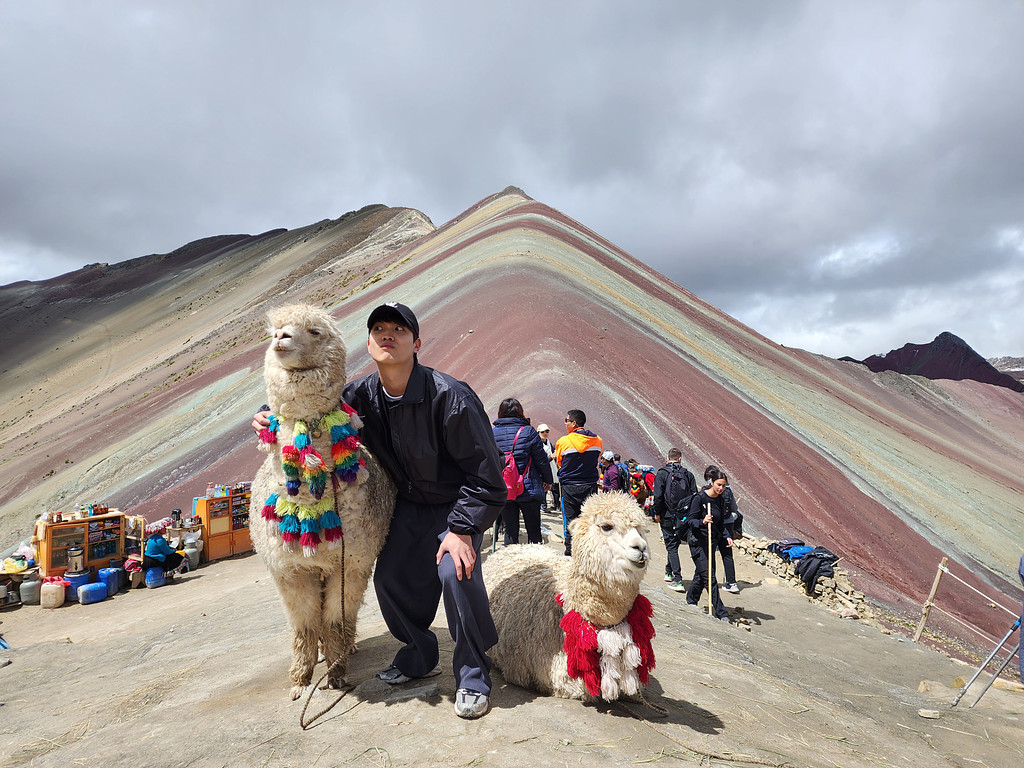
[{"xmin": 40, "ymin": 578, "xmax": 67, "ymax": 609}]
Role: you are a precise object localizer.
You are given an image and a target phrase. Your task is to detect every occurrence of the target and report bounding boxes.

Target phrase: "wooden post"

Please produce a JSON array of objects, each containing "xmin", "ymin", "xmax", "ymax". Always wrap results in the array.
[
  {"xmin": 914, "ymin": 557, "xmax": 947, "ymax": 642},
  {"xmin": 707, "ymin": 502, "xmax": 713, "ymax": 617}
]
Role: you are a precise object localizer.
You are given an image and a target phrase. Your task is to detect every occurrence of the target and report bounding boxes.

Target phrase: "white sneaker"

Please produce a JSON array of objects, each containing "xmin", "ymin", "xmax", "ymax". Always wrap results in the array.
[
  {"xmin": 725, "ymin": 583, "xmax": 740, "ymax": 593},
  {"xmin": 454, "ymin": 688, "xmax": 490, "ymax": 718}
]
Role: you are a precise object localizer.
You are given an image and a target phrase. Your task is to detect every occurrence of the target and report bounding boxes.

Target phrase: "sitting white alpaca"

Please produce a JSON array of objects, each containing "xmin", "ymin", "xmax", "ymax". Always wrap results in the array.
[
  {"xmin": 250, "ymin": 304, "xmax": 396, "ymax": 700},
  {"xmin": 485, "ymin": 492, "xmax": 654, "ymax": 701}
]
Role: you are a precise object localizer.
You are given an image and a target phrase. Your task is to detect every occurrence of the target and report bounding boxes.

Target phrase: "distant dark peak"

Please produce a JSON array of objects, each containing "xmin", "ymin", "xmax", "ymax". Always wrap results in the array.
[
  {"xmin": 850, "ymin": 332, "xmax": 1024, "ymax": 393},
  {"xmin": 500, "ymin": 185, "xmax": 528, "ymax": 197}
]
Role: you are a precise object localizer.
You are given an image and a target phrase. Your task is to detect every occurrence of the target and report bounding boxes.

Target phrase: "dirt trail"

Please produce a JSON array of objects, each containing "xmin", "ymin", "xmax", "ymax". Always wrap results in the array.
[{"xmin": 1, "ymin": 514, "xmax": 1021, "ymax": 768}]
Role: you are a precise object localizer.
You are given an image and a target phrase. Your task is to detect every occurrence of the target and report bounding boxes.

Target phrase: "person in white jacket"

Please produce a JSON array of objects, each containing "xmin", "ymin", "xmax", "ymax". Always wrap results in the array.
[{"xmin": 536, "ymin": 423, "xmax": 560, "ymax": 514}]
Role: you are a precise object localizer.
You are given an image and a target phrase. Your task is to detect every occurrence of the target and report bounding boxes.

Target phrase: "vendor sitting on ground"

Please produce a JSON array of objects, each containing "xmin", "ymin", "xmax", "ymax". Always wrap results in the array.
[{"xmin": 143, "ymin": 519, "xmax": 186, "ymax": 575}]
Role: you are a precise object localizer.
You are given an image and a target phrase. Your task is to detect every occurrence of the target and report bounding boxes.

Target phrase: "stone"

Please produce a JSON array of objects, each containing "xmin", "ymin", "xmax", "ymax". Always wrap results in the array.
[
  {"xmin": 918, "ymin": 709, "xmax": 941, "ymax": 719},
  {"xmin": 992, "ymin": 678, "xmax": 1024, "ymax": 693}
]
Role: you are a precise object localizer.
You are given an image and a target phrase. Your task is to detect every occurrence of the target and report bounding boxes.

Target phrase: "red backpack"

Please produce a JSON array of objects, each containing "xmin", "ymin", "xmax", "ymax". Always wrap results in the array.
[{"xmin": 502, "ymin": 427, "xmax": 533, "ymax": 500}]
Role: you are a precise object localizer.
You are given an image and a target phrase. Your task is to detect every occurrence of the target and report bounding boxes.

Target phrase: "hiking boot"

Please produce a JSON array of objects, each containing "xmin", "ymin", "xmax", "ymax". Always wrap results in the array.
[
  {"xmin": 668, "ymin": 581, "xmax": 686, "ymax": 593},
  {"xmin": 454, "ymin": 688, "xmax": 490, "ymax": 719},
  {"xmin": 376, "ymin": 664, "xmax": 441, "ymax": 685},
  {"xmin": 724, "ymin": 583, "xmax": 740, "ymax": 593}
]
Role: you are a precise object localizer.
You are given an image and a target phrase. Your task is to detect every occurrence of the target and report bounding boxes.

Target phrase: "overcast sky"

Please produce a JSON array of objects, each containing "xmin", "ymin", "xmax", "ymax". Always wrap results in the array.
[{"xmin": 3, "ymin": 2, "xmax": 1023, "ymax": 359}]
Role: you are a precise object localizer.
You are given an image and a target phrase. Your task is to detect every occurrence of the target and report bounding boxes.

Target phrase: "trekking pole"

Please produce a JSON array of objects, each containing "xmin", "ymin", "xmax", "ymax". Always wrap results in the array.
[
  {"xmin": 952, "ymin": 617, "xmax": 1021, "ymax": 707},
  {"xmin": 707, "ymin": 502, "xmax": 713, "ymax": 617},
  {"xmin": 969, "ymin": 640, "xmax": 1021, "ymax": 708}
]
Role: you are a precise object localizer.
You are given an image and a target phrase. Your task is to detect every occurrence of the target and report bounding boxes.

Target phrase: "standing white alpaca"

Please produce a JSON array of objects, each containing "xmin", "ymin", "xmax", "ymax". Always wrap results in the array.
[
  {"xmin": 250, "ymin": 304, "xmax": 395, "ymax": 700},
  {"xmin": 485, "ymin": 492, "xmax": 654, "ymax": 702}
]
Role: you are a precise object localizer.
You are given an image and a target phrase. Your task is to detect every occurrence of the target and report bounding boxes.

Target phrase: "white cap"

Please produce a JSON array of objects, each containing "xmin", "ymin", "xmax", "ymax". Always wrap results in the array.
[
  {"xmin": 537, "ymin": 423, "xmax": 550, "ymax": 432},
  {"xmin": 602, "ymin": 450, "xmax": 615, "ymax": 461}
]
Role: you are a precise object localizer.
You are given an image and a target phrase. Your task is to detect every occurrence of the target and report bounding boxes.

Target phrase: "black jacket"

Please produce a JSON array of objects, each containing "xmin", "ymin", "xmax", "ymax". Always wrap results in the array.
[
  {"xmin": 651, "ymin": 462, "xmax": 695, "ymax": 520},
  {"xmin": 685, "ymin": 490, "xmax": 729, "ymax": 545},
  {"xmin": 343, "ymin": 362, "xmax": 506, "ymax": 535}
]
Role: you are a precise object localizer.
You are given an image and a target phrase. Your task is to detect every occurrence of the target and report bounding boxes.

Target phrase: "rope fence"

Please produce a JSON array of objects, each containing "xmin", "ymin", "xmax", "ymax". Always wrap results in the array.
[
  {"xmin": 913, "ymin": 556, "xmax": 1021, "ymax": 645},
  {"xmin": 930, "ymin": 604, "xmax": 999, "ymax": 646},
  {"xmin": 938, "ymin": 564, "xmax": 1020, "ymax": 617}
]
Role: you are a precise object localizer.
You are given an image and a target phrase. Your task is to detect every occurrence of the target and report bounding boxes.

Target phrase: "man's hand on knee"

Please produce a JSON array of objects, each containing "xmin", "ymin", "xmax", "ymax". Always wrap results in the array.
[{"xmin": 437, "ymin": 532, "xmax": 476, "ymax": 580}]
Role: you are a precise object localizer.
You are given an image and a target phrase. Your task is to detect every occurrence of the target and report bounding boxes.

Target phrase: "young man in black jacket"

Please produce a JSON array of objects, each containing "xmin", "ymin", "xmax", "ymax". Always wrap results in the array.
[
  {"xmin": 651, "ymin": 448, "xmax": 695, "ymax": 593},
  {"xmin": 254, "ymin": 302, "xmax": 506, "ymax": 718}
]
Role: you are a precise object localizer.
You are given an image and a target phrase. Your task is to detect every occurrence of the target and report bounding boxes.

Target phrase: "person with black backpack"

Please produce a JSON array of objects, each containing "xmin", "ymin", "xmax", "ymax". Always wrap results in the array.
[
  {"xmin": 684, "ymin": 467, "xmax": 734, "ymax": 621},
  {"xmin": 651, "ymin": 448, "xmax": 698, "ymax": 593},
  {"xmin": 704, "ymin": 464, "xmax": 743, "ymax": 593}
]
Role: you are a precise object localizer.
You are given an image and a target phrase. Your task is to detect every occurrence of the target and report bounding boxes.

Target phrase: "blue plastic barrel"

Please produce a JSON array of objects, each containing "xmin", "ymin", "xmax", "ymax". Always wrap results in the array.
[
  {"xmin": 78, "ymin": 582, "xmax": 107, "ymax": 605},
  {"xmin": 97, "ymin": 567, "xmax": 121, "ymax": 597},
  {"xmin": 64, "ymin": 571, "xmax": 91, "ymax": 603},
  {"xmin": 145, "ymin": 567, "xmax": 166, "ymax": 589}
]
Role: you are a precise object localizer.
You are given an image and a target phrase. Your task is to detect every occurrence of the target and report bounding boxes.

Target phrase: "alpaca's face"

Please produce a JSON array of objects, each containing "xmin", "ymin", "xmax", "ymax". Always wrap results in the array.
[
  {"xmin": 573, "ymin": 499, "xmax": 650, "ymax": 581},
  {"xmin": 267, "ymin": 312, "xmax": 341, "ymax": 372}
]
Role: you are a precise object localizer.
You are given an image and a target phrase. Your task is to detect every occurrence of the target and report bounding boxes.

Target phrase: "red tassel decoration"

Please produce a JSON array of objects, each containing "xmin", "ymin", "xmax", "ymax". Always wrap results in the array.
[
  {"xmin": 626, "ymin": 594, "xmax": 656, "ymax": 683},
  {"xmin": 558, "ymin": 595, "xmax": 602, "ymax": 697}
]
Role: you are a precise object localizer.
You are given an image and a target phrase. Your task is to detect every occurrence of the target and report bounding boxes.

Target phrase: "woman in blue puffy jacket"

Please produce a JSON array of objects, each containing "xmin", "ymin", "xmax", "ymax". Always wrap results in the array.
[
  {"xmin": 143, "ymin": 519, "xmax": 186, "ymax": 574},
  {"xmin": 491, "ymin": 398, "xmax": 553, "ymax": 545}
]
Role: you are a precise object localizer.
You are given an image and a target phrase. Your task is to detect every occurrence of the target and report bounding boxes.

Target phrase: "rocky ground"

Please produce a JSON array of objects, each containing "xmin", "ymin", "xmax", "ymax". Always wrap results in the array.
[{"xmin": 1, "ymin": 512, "xmax": 1022, "ymax": 768}]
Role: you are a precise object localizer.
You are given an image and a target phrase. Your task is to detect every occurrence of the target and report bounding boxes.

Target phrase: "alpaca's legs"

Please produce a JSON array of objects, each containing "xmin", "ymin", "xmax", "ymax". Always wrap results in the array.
[
  {"xmin": 272, "ymin": 568, "xmax": 323, "ymax": 699},
  {"xmin": 321, "ymin": 569, "xmax": 353, "ymax": 688},
  {"xmin": 343, "ymin": 562, "xmax": 372, "ymax": 655}
]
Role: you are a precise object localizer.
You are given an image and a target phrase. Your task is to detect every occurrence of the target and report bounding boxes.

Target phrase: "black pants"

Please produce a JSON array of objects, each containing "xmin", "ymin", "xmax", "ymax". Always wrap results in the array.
[
  {"xmin": 660, "ymin": 518, "xmax": 682, "ymax": 582},
  {"xmin": 501, "ymin": 498, "xmax": 542, "ymax": 544},
  {"xmin": 374, "ymin": 497, "xmax": 497, "ymax": 694},
  {"xmin": 717, "ymin": 538, "xmax": 736, "ymax": 584},
  {"xmin": 143, "ymin": 552, "xmax": 183, "ymax": 573},
  {"xmin": 548, "ymin": 483, "xmax": 561, "ymax": 512},
  {"xmin": 560, "ymin": 483, "xmax": 598, "ymax": 556},
  {"xmin": 686, "ymin": 537, "xmax": 729, "ymax": 619}
]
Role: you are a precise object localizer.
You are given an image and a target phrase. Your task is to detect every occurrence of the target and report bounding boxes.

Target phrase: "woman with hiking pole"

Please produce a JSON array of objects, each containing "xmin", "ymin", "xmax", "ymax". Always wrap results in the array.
[{"xmin": 683, "ymin": 467, "xmax": 733, "ymax": 622}]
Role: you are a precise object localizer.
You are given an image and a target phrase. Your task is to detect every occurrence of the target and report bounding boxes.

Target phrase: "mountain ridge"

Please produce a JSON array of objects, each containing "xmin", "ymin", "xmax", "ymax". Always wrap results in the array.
[
  {"xmin": 842, "ymin": 331, "xmax": 1024, "ymax": 392},
  {"xmin": 1, "ymin": 188, "xmax": 1022, "ymax": 660}
]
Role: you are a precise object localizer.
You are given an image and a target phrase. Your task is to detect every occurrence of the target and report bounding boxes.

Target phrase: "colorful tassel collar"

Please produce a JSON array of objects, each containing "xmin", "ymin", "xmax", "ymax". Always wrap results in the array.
[
  {"xmin": 257, "ymin": 404, "xmax": 365, "ymax": 557},
  {"xmin": 557, "ymin": 593, "xmax": 655, "ymax": 699}
]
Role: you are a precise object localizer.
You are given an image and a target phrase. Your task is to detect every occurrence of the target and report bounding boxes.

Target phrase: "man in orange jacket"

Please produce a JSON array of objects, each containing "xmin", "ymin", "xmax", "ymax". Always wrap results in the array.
[{"xmin": 554, "ymin": 409, "xmax": 603, "ymax": 556}]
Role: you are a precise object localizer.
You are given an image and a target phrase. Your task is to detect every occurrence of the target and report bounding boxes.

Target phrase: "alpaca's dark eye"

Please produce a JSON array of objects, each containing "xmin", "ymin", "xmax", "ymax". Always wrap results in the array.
[
  {"xmin": 600, "ymin": 523, "xmax": 613, "ymax": 532},
  {"xmin": 310, "ymin": 330, "xmax": 320, "ymax": 336}
]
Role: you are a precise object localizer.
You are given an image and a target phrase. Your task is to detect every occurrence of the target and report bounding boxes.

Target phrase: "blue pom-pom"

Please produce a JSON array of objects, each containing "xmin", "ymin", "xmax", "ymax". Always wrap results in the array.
[
  {"xmin": 265, "ymin": 493, "xmax": 279, "ymax": 507},
  {"xmin": 286, "ymin": 479, "xmax": 301, "ymax": 495},
  {"xmin": 295, "ymin": 432, "xmax": 311, "ymax": 449},
  {"xmin": 268, "ymin": 414, "xmax": 279, "ymax": 432},
  {"xmin": 319, "ymin": 510, "xmax": 342, "ymax": 530},
  {"xmin": 279, "ymin": 514, "xmax": 301, "ymax": 533},
  {"xmin": 300, "ymin": 517, "xmax": 321, "ymax": 534}
]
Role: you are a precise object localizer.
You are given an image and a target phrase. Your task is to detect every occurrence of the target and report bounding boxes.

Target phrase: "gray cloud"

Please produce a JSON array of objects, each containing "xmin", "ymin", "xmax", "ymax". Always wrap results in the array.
[{"xmin": 2, "ymin": 1, "xmax": 1023, "ymax": 359}]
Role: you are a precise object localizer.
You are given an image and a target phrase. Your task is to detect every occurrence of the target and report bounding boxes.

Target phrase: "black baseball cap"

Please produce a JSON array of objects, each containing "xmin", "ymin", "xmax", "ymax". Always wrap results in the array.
[{"xmin": 366, "ymin": 302, "xmax": 419, "ymax": 339}]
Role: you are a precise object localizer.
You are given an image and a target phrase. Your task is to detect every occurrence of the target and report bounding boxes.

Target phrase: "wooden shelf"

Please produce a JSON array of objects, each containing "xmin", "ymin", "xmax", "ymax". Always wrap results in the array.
[
  {"xmin": 195, "ymin": 490, "xmax": 252, "ymax": 563},
  {"xmin": 37, "ymin": 511, "xmax": 125, "ymax": 578}
]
